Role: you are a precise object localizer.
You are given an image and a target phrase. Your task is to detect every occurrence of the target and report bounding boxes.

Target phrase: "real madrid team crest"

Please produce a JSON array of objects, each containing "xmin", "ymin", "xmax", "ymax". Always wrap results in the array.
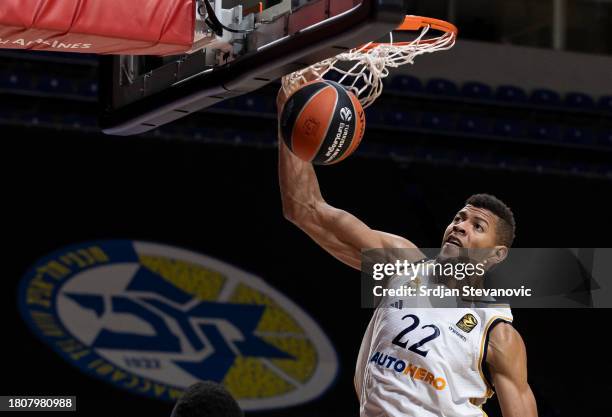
[
  {"xmin": 456, "ymin": 313, "xmax": 478, "ymax": 333},
  {"xmin": 19, "ymin": 240, "xmax": 338, "ymax": 410}
]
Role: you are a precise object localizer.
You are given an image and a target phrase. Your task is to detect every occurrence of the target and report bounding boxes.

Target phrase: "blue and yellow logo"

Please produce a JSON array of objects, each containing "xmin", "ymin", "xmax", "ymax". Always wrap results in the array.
[{"xmin": 19, "ymin": 241, "xmax": 338, "ymax": 410}]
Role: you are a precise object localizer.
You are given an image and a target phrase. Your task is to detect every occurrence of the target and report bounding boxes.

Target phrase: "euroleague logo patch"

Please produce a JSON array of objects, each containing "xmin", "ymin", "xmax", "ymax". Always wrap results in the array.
[
  {"xmin": 19, "ymin": 241, "xmax": 338, "ymax": 410},
  {"xmin": 456, "ymin": 313, "xmax": 478, "ymax": 333},
  {"xmin": 339, "ymin": 107, "xmax": 353, "ymax": 122}
]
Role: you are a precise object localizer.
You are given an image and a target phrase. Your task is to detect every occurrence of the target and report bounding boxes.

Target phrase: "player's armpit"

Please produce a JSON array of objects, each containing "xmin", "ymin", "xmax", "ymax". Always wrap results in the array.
[{"xmin": 486, "ymin": 323, "xmax": 538, "ymax": 417}]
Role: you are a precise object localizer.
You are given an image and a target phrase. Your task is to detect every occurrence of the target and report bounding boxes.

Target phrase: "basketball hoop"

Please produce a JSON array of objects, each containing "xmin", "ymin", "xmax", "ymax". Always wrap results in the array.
[{"xmin": 282, "ymin": 15, "xmax": 458, "ymax": 109}]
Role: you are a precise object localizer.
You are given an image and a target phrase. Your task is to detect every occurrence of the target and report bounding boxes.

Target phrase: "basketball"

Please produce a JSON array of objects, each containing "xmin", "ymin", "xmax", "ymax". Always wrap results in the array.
[{"xmin": 280, "ymin": 80, "xmax": 366, "ymax": 165}]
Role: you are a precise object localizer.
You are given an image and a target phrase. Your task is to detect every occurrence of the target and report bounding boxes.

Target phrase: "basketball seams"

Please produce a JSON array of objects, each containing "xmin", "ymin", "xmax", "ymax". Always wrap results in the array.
[
  {"xmin": 320, "ymin": 82, "xmax": 357, "ymax": 164},
  {"xmin": 309, "ymin": 81, "xmax": 339, "ymax": 163},
  {"xmin": 282, "ymin": 82, "xmax": 328, "ymax": 152},
  {"xmin": 290, "ymin": 85, "xmax": 333, "ymax": 157}
]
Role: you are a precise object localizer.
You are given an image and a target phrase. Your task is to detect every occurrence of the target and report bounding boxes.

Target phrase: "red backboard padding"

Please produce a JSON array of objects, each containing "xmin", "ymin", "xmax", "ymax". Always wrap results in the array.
[{"xmin": 0, "ymin": 0, "xmax": 195, "ymax": 55}]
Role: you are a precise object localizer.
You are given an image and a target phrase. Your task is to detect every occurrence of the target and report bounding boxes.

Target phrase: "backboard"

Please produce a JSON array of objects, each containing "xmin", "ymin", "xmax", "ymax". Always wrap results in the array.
[{"xmin": 100, "ymin": 0, "xmax": 415, "ymax": 136}]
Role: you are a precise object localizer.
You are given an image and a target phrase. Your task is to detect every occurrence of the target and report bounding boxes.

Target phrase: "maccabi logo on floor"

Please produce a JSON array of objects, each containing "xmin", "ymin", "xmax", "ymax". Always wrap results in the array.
[{"xmin": 19, "ymin": 240, "xmax": 338, "ymax": 410}]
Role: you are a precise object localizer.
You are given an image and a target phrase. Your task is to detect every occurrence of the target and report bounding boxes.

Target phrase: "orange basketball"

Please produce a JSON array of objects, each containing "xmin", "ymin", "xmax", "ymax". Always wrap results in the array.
[{"xmin": 280, "ymin": 80, "xmax": 365, "ymax": 165}]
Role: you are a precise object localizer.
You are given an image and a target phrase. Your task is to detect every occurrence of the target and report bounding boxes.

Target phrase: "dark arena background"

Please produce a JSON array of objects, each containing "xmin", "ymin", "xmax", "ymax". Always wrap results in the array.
[{"xmin": 2, "ymin": 1, "xmax": 612, "ymax": 416}]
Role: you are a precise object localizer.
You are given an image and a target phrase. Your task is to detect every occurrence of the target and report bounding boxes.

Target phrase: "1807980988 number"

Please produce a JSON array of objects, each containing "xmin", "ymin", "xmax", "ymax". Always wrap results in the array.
[{"xmin": 1, "ymin": 396, "xmax": 76, "ymax": 411}]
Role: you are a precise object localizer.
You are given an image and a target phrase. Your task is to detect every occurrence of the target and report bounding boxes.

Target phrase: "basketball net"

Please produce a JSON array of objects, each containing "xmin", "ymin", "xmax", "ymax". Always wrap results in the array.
[{"xmin": 282, "ymin": 16, "xmax": 458, "ymax": 109}]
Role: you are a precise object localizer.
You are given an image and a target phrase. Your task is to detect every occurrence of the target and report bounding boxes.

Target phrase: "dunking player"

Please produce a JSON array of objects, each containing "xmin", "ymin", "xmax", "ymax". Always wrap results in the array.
[{"xmin": 277, "ymin": 86, "xmax": 538, "ymax": 417}]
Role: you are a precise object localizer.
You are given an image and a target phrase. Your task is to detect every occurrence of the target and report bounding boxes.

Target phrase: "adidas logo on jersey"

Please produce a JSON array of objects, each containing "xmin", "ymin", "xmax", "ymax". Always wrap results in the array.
[
  {"xmin": 448, "ymin": 325, "xmax": 467, "ymax": 342},
  {"xmin": 456, "ymin": 313, "xmax": 478, "ymax": 333},
  {"xmin": 389, "ymin": 300, "xmax": 403, "ymax": 310}
]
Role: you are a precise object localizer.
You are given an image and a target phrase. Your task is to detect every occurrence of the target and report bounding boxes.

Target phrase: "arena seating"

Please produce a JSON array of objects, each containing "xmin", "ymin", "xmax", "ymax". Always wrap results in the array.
[{"xmin": 0, "ymin": 51, "xmax": 609, "ymax": 178}]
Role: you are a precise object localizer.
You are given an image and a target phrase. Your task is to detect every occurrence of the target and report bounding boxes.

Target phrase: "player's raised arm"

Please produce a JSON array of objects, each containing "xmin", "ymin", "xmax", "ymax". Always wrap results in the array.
[
  {"xmin": 486, "ymin": 323, "xmax": 538, "ymax": 417},
  {"xmin": 277, "ymin": 87, "xmax": 421, "ymax": 271}
]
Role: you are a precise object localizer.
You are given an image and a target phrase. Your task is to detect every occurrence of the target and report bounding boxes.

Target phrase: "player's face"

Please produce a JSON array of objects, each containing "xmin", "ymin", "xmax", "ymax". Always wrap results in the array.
[{"xmin": 440, "ymin": 205, "xmax": 499, "ymax": 257}]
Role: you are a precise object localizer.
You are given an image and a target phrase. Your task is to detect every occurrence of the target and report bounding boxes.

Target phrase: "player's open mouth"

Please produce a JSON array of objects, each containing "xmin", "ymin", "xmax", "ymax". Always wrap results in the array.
[{"xmin": 445, "ymin": 236, "xmax": 463, "ymax": 247}]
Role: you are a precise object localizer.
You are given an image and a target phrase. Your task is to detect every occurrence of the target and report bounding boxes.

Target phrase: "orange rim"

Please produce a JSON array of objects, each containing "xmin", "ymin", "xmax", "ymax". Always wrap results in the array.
[{"xmin": 362, "ymin": 15, "xmax": 458, "ymax": 51}]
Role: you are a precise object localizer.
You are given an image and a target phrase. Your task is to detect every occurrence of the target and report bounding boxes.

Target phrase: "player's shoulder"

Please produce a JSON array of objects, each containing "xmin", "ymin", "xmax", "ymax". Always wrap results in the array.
[{"xmin": 489, "ymin": 321, "xmax": 524, "ymax": 348}]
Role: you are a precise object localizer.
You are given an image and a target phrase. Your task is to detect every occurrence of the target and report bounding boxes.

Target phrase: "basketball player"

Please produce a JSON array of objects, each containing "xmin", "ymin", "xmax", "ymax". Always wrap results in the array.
[{"xmin": 276, "ymin": 86, "xmax": 538, "ymax": 417}]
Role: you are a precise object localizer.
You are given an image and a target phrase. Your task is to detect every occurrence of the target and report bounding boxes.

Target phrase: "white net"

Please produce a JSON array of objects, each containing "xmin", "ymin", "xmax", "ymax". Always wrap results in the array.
[{"xmin": 282, "ymin": 23, "xmax": 456, "ymax": 109}]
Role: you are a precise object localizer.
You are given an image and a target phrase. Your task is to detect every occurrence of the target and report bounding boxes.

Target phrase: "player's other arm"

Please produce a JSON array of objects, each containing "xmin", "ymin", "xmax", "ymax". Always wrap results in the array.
[
  {"xmin": 277, "ymin": 89, "xmax": 422, "ymax": 271},
  {"xmin": 486, "ymin": 323, "xmax": 538, "ymax": 417}
]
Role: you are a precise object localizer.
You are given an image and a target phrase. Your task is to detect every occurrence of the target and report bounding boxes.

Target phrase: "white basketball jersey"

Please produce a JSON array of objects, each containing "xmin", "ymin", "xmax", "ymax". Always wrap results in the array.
[{"xmin": 355, "ymin": 266, "xmax": 513, "ymax": 417}]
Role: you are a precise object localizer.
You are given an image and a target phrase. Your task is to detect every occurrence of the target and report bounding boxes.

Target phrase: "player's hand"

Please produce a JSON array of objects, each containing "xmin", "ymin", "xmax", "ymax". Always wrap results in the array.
[
  {"xmin": 277, "ymin": 67, "xmax": 326, "ymax": 115},
  {"xmin": 276, "ymin": 85, "xmax": 289, "ymax": 116}
]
